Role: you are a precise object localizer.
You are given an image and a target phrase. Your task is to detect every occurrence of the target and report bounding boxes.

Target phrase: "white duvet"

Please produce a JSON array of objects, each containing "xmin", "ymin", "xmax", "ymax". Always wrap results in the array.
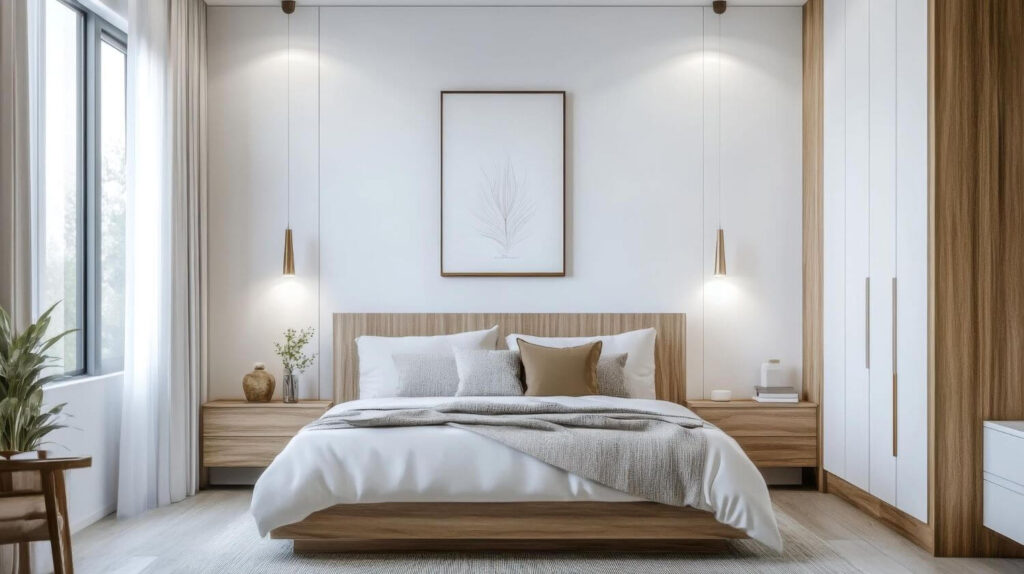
[{"xmin": 251, "ymin": 395, "xmax": 782, "ymax": 550}]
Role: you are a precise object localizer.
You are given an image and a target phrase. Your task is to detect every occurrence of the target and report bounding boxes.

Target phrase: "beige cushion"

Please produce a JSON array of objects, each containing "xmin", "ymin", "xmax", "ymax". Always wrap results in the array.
[{"xmin": 518, "ymin": 339, "xmax": 602, "ymax": 397}]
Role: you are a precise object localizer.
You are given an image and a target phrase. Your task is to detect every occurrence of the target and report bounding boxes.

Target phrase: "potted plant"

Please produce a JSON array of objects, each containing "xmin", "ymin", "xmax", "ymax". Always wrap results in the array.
[
  {"xmin": 274, "ymin": 327, "xmax": 316, "ymax": 403},
  {"xmin": 0, "ymin": 303, "xmax": 73, "ymax": 458}
]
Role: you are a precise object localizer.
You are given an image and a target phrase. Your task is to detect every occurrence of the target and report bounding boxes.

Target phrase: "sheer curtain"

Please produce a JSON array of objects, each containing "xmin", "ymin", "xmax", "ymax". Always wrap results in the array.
[
  {"xmin": 0, "ymin": 0, "xmax": 33, "ymax": 330},
  {"xmin": 118, "ymin": 0, "xmax": 206, "ymax": 517}
]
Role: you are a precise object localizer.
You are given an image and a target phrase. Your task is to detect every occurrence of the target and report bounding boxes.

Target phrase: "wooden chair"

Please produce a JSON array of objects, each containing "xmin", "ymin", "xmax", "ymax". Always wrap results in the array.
[{"xmin": 0, "ymin": 456, "xmax": 92, "ymax": 574}]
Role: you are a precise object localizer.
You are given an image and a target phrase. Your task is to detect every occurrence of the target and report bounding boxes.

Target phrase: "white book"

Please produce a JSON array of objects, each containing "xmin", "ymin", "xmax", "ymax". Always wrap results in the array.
[
  {"xmin": 753, "ymin": 395, "xmax": 799, "ymax": 403},
  {"xmin": 754, "ymin": 385, "xmax": 798, "ymax": 396}
]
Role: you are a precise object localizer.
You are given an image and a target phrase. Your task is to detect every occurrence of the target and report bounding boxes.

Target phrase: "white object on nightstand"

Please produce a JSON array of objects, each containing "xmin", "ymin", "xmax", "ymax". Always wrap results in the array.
[
  {"xmin": 709, "ymin": 389, "xmax": 732, "ymax": 402},
  {"xmin": 760, "ymin": 359, "xmax": 785, "ymax": 388},
  {"xmin": 983, "ymin": 421, "xmax": 1024, "ymax": 545}
]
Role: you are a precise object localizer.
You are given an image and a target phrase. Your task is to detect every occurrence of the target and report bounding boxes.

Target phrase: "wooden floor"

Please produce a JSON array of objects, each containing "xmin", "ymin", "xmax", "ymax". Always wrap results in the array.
[{"xmin": 71, "ymin": 488, "xmax": 1023, "ymax": 574}]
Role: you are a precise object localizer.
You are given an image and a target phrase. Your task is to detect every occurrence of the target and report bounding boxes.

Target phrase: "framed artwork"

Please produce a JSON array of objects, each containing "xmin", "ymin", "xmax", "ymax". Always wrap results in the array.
[{"xmin": 440, "ymin": 91, "xmax": 566, "ymax": 277}]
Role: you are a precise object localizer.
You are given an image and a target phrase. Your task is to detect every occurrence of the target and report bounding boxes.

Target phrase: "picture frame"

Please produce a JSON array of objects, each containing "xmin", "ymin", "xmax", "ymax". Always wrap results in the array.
[{"xmin": 440, "ymin": 91, "xmax": 566, "ymax": 277}]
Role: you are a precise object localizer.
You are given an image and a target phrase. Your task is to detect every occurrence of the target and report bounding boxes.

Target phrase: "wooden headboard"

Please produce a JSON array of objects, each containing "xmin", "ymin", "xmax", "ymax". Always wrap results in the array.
[{"xmin": 333, "ymin": 313, "xmax": 686, "ymax": 404}]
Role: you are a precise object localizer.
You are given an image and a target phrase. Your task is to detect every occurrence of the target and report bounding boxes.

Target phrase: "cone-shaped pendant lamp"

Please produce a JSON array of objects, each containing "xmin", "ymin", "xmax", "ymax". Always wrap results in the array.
[
  {"xmin": 281, "ymin": 1, "xmax": 296, "ymax": 276},
  {"xmin": 714, "ymin": 228, "xmax": 726, "ymax": 277},
  {"xmin": 283, "ymin": 229, "xmax": 295, "ymax": 275}
]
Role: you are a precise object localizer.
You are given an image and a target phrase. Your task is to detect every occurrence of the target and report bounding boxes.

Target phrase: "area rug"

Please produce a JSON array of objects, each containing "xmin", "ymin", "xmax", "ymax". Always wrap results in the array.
[{"xmin": 87, "ymin": 503, "xmax": 856, "ymax": 574}]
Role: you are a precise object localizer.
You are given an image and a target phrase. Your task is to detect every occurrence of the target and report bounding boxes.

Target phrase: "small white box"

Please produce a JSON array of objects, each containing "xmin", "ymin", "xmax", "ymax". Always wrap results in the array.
[
  {"xmin": 760, "ymin": 359, "xmax": 785, "ymax": 388},
  {"xmin": 710, "ymin": 390, "xmax": 732, "ymax": 402}
]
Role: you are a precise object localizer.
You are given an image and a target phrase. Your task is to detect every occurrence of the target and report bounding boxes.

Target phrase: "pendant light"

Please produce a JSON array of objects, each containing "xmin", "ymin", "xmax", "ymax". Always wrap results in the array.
[
  {"xmin": 712, "ymin": 0, "xmax": 727, "ymax": 277},
  {"xmin": 282, "ymin": 1, "xmax": 296, "ymax": 276}
]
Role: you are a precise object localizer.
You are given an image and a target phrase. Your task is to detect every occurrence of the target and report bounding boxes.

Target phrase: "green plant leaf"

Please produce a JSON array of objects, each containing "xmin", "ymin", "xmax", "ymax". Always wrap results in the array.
[{"xmin": 0, "ymin": 302, "xmax": 71, "ymax": 452}]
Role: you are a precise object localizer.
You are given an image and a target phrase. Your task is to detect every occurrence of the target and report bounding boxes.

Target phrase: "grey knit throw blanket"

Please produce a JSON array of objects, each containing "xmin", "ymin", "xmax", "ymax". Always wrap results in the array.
[{"xmin": 304, "ymin": 400, "xmax": 708, "ymax": 509}]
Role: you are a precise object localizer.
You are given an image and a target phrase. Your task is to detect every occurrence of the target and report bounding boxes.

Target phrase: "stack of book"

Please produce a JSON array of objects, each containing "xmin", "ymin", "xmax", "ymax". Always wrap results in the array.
[{"xmin": 753, "ymin": 385, "xmax": 799, "ymax": 403}]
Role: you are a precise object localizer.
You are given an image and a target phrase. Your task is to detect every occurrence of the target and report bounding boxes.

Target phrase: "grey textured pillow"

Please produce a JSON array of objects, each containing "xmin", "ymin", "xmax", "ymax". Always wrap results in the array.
[
  {"xmin": 392, "ymin": 353, "xmax": 459, "ymax": 397},
  {"xmin": 597, "ymin": 353, "xmax": 629, "ymax": 397},
  {"xmin": 454, "ymin": 349, "xmax": 524, "ymax": 397}
]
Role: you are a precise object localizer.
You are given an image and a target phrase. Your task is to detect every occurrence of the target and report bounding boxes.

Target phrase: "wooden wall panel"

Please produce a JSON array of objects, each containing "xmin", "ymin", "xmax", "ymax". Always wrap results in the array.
[
  {"xmin": 933, "ymin": 0, "xmax": 1024, "ymax": 558},
  {"xmin": 334, "ymin": 313, "xmax": 685, "ymax": 405},
  {"xmin": 802, "ymin": 0, "xmax": 824, "ymax": 490}
]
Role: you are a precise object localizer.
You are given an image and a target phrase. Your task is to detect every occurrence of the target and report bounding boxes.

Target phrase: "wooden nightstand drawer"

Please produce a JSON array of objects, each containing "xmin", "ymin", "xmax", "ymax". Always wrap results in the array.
[
  {"xmin": 685, "ymin": 400, "xmax": 819, "ymax": 470},
  {"xmin": 201, "ymin": 400, "xmax": 332, "ymax": 469},
  {"xmin": 694, "ymin": 407, "xmax": 816, "ymax": 437},
  {"xmin": 203, "ymin": 436, "xmax": 293, "ymax": 467},
  {"xmin": 204, "ymin": 404, "xmax": 330, "ymax": 437},
  {"xmin": 733, "ymin": 436, "xmax": 817, "ymax": 467}
]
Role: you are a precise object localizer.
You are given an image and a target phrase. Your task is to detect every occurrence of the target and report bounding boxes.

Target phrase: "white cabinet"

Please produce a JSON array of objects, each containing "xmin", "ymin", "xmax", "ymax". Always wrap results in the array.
[
  {"xmin": 893, "ymin": 0, "xmax": 929, "ymax": 522},
  {"xmin": 867, "ymin": 0, "xmax": 896, "ymax": 505},
  {"xmin": 822, "ymin": 0, "xmax": 928, "ymax": 522},
  {"xmin": 842, "ymin": 0, "xmax": 871, "ymax": 494},
  {"xmin": 983, "ymin": 422, "xmax": 1024, "ymax": 545}
]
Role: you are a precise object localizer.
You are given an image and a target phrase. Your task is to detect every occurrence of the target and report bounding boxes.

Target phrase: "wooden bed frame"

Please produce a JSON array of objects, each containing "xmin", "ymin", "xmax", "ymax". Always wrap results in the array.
[{"xmin": 269, "ymin": 313, "xmax": 747, "ymax": 552}]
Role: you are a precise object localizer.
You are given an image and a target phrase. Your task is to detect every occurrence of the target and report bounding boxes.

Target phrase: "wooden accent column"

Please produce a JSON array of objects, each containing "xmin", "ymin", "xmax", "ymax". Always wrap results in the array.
[
  {"xmin": 933, "ymin": 0, "xmax": 1024, "ymax": 558},
  {"xmin": 801, "ymin": 0, "xmax": 824, "ymax": 490}
]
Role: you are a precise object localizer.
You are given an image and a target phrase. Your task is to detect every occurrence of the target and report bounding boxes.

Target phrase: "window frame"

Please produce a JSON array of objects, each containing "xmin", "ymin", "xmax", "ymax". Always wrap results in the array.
[
  {"xmin": 36, "ymin": 0, "xmax": 127, "ymax": 378},
  {"xmin": 86, "ymin": 15, "xmax": 127, "ymax": 375}
]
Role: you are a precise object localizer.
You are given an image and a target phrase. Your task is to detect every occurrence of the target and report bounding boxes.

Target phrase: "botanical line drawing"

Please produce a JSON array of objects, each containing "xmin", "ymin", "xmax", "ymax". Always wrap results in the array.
[{"xmin": 473, "ymin": 158, "xmax": 536, "ymax": 259}]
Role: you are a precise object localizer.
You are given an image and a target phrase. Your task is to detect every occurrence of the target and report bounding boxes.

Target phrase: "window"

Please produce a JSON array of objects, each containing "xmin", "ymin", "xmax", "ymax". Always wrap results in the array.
[{"xmin": 36, "ymin": 0, "xmax": 127, "ymax": 376}]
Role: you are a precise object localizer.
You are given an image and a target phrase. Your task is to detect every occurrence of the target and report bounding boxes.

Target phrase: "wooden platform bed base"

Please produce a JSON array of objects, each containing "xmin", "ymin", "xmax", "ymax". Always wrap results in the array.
[{"xmin": 270, "ymin": 502, "xmax": 746, "ymax": 553}]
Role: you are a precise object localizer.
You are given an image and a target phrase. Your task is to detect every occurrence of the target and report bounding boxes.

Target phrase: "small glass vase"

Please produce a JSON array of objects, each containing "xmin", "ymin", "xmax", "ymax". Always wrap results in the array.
[{"xmin": 283, "ymin": 371, "xmax": 298, "ymax": 403}]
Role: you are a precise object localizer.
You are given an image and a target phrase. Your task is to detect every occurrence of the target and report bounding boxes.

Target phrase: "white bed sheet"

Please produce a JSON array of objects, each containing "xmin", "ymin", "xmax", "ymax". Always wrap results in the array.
[{"xmin": 250, "ymin": 395, "xmax": 782, "ymax": 550}]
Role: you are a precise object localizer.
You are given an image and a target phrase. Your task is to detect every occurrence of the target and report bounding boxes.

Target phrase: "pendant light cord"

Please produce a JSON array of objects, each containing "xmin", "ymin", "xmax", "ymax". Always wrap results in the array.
[
  {"xmin": 287, "ymin": 13, "xmax": 291, "ymax": 229},
  {"xmin": 717, "ymin": 13, "xmax": 723, "ymax": 229}
]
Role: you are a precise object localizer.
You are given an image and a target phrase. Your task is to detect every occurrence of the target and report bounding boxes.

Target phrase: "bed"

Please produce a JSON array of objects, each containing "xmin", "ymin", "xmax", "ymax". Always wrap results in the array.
[{"xmin": 252, "ymin": 313, "xmax": 781, "ymax": 552}]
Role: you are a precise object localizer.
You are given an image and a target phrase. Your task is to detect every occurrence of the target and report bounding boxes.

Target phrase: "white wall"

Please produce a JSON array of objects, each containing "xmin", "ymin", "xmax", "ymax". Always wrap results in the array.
[
  {"xmin": 17, "ymin": 375, "xmax": 123, "ymax": 571},
  {"xmin": 207, "ymin": 6, "xmax": 803, "ymax": 402},
  {"xmin": 42, "ymin": 374, "xmax": 123, "ymax": 532}
]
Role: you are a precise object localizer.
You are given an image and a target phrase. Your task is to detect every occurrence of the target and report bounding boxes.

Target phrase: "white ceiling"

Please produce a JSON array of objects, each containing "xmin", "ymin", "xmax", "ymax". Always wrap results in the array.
[{"xmin": 205, "ymin": 1, "xmax": 807, "ymax": 7}]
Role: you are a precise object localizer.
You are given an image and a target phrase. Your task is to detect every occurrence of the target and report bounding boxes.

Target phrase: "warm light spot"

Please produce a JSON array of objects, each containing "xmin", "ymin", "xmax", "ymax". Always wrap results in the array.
[
  {"xmin": 704, "ymin": 276, "xmax": 738, "ymax": 306},
  {"xmin": 268, "ymin": 275, "xmax": 309, "ymax": 316}
]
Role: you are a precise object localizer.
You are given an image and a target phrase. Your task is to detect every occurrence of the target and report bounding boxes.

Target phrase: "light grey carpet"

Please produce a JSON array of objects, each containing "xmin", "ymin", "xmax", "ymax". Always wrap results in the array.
[{"xmin": 86, "ymin": 505, "xmax": 857, "ymax": 574}]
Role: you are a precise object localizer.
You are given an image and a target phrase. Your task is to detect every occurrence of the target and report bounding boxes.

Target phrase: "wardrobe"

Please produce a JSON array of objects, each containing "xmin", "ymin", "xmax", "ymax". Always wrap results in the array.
[{"xmin": 821, "ymin": 0, "xmax": 928, "ymax": 523}]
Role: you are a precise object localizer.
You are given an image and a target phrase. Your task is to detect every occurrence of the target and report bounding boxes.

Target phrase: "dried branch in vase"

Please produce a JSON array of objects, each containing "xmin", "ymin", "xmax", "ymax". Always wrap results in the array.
[{"xmin": 274, "ymin": 327, "xmax": 317, "ymax": 374}]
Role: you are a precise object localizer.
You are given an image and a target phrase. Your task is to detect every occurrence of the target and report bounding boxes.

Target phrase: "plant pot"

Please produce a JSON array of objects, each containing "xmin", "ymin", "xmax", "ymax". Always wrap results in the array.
[
  {"xmin": 0, "ymin": 450, "xmax": 46, "ymax": 494},
  {"xmin": 0, "ymin": 449, "xmax": 47, "ymax": 460},
  {"xmin": 283, "ymin": 372, "xmax": 298, "ymax": 403}
]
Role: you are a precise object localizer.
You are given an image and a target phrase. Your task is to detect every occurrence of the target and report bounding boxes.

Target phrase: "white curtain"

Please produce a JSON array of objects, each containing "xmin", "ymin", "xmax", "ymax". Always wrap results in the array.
[
  {"xmin": 0, "ymin": 0, "xmax": 33, "ymax": 330},
  {"xmin": 118, "ymin": 0, "xmax": 206, "ymax": 517},
  {"xmin": 0, "ymin": 2, "xmax": 34, "ymax": 569}
]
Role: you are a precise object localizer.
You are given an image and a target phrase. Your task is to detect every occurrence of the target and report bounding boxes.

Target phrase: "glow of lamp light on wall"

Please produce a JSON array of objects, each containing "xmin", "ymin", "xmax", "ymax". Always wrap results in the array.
[{"xmin": 704, "ymin": 275, "xmax": 738, "ymax": 306}]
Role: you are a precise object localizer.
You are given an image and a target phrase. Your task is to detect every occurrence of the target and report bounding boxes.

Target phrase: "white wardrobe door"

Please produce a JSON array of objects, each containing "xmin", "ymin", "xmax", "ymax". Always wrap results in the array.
[
  {"xmin": 823, "ymin": 0, "xmax": 847, "ymax": 478},
  {"xmin": 868, "ymin": 0, "xmax": 897, "ymax": 505},
  {"xmin": 895, "ymin": 0, "xmax": 929, "ymax": 523},
  {"xmin": 843, "ymin": 0, "xmax": 871, "ymax": 492}
]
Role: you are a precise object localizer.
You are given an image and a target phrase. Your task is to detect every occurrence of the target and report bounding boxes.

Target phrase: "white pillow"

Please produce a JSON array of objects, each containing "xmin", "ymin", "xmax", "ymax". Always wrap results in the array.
[
  {"xmin": 356, "ymin": 326, "xmax": 499, "ymax": 398},
  {"xmin": 505, "ymin": 328, "xmax": 657, "ymax": 399}
]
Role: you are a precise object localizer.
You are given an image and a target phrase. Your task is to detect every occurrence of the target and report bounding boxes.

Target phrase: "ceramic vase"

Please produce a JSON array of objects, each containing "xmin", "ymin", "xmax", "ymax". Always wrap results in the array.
[{"xmin": 242, "ymin": 362, "xmax": 276, "ymax": 402}]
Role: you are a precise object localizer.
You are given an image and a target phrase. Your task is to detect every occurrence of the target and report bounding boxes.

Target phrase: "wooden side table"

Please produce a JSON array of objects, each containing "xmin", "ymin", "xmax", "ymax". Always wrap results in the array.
[
  {"xmin": 0, "ymin": 455, "xmax": 92, "ymax": 574},
  {"xmin": 684, "ymin": 399, "xmax": 819, "ymax": 471},
  {"xmin": 201, "ymin": 400, "xmax": 332, "ymax": 468}
]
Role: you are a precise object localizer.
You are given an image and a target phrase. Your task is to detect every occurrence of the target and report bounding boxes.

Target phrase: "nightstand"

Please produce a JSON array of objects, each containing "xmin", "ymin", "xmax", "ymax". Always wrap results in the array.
[
  {"xmin": 684, "ymin": 399, "xmax": 819, "ymax": 470},
  {"xmin": 201, "ymin": 400, "xmax": 332, "ymax": 467}
]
